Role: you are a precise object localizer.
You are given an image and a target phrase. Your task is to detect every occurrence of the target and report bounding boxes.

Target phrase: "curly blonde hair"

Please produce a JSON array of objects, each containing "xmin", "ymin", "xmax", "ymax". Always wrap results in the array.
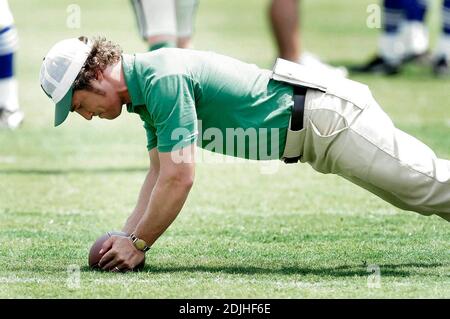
[{"xmin": 73, "ymin": 36, "xmax": 123, "ymax": 91}]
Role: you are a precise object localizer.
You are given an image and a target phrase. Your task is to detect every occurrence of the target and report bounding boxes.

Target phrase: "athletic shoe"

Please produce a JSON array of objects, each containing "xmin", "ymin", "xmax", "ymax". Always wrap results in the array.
[
  {"xmin": 432, "ymin": 56, "xmax": 450, "ymax": 77},
  {"xmin": 349, "ymin": 55, "xmax": 400, "ymax": 75}
]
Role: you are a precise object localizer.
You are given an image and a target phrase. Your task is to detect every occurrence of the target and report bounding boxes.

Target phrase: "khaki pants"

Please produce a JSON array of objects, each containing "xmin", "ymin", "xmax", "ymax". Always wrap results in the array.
[{"xmin": 294, "ymin": 89, "xmax": 450, "ymax": 221}]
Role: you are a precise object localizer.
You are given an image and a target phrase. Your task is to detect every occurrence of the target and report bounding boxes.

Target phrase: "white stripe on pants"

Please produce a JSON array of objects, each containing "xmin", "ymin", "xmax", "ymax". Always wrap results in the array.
[{"xmin": 298, "ymin": 89, "xmax": 450, "ymax": 221}]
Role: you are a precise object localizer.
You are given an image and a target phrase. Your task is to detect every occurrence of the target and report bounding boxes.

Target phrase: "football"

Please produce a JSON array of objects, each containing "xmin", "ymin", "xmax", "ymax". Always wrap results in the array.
[{"xmin": 88, "ymin": 231, "xmax": 145, "ymax": 271}]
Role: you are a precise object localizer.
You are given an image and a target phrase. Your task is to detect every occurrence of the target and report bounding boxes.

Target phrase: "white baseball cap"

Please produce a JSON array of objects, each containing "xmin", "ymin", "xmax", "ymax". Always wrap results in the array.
[{"xmin": 40, "ymin": 38, "xmax": 92, "ymax": 126}]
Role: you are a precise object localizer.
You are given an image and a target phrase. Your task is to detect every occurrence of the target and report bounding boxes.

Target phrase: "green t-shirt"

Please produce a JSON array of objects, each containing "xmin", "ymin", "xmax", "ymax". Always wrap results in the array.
[{"xmin": 122, "ymin": 49, "xmax": 293, "ymax": 160}]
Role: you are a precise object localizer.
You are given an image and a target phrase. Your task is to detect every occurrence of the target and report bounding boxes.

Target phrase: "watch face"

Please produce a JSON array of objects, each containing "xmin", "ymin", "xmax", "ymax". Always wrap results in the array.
[{"xmin": 135, "ymin": 239, "xmax": 146, "ymax": 250}]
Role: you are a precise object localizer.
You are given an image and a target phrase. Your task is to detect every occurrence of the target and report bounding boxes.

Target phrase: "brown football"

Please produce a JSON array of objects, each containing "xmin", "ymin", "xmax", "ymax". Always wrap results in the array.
[{"xmin": 88, "ymin": 231, "xmax": 145, "ymax": 271}]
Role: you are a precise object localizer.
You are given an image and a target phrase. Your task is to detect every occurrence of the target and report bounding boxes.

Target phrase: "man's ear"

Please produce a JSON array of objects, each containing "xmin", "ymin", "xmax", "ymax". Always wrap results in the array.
[{"xmin": 95, "ymin": 70, "xmax": 104, "ymax": 81}]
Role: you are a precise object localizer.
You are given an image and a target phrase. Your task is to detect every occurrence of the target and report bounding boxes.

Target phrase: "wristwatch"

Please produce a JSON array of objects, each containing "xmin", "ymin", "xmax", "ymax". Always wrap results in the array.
[{"xmin": 129, "ymin": 233, "xmax": 150, "ymax": 252}]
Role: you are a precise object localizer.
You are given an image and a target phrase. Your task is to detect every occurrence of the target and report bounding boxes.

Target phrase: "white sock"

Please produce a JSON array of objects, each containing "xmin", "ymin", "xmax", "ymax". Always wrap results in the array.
[
  {"xmin": 400, "ymin": 21, "xmax": 429, "ymax": 57},
  {"xmin": 378, "ymin": 34, "xmax": 405, "ymax": 65},
  {"xmin": 0, "ymin": 77, "xmax": 19, "ymax": 112}
]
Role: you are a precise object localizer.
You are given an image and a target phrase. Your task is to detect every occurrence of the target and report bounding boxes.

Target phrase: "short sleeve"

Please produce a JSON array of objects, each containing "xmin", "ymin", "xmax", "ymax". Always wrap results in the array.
[
  {"xmin": 145, "ymin": 75, "xmax": 198, "ymax": 152},
  {"xmin": 143, "ymin": 121, "xmax": 157, "ymax": 151}
]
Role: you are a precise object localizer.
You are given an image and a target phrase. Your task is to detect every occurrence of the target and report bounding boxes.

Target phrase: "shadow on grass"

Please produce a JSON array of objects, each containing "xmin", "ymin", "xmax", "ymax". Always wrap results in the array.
[
  {"xmin": 79, "ymin": 262, "xmax": 447, "ymax": 278},
  {"xmin": 0, "ymin": 167, "xmax": 147, "ymax": 175}
]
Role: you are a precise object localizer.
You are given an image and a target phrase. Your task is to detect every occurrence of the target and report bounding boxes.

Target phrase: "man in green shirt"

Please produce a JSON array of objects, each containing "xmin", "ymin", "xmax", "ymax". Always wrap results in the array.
[{"xmin": 40, "ymin": 37, "xmax": 450, "ymax": 272}]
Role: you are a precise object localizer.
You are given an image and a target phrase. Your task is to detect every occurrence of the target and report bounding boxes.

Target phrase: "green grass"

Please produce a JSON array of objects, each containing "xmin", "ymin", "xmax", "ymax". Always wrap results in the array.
[{"xmin": 0, "ymin": 0, "xmax": 449, "ymax": 298}]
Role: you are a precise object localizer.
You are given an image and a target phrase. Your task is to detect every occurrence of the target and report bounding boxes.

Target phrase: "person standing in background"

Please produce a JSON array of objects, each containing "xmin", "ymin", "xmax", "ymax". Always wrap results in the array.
[
  {"xmin": 433, "ymin": 0, "xmax": 450, "ymax": 75},
  {"xmin": 351, "ymin": 0, "xmax": 450, "ymax": 76},
  {"xmin": 269, "ymin": 0, "xmax": 348, "ymax": 77},
  {"xmin": 0, "ymin": 0, "xmax": 24, "ymax": 129},
  {"xmin": 130, "ymin": 0, "xmax": 199, "ymax": 51}
]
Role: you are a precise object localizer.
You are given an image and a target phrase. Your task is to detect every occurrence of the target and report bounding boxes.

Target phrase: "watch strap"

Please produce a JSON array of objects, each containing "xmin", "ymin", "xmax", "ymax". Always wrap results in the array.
[{"xmin": 129, "ymin": 233, "xmax": 150, "ymax": 252}]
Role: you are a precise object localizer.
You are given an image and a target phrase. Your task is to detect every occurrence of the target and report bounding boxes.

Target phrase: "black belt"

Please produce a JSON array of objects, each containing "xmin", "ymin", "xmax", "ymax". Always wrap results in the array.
[
  {"xmin": 291, "ymin": 85, "xmax": 307, "ymax": 131},
  {"xmin": 283, "ymin": 85, "xmax": 307, "ymax": 164}
]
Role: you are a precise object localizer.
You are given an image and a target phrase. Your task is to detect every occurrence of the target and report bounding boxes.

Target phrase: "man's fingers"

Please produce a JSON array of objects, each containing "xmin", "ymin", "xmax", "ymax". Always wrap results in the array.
[
  {"xmin": 108, "ymin": 255, "xmax": 142, "ymax": 272},
  {"xmin": 99, "ymin": 236, "xmax": 115, "ymax": 255},
  {"xmin": 110, "ymin": 265, "xmax": 123, "ymax": 273},
  {"xmin": 96, "ymin": 237, "xmax": 143, "ymax": 272},
  {"xmin": 98, "ymin": 249, "xmax": 115, "ymax": 268},
  {"xmin": 102, "ymin": 257, "xmax": 121, "ymax": 271},
  {"xmin": 114, "ymin": 261, "xmax": 131, "ymax": 272}
]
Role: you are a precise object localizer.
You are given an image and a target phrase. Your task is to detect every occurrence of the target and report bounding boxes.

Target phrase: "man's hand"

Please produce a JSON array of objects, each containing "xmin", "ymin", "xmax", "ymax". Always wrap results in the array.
[{"xmin": 98, "ymin": 236, "xmax": 145, "ymax": 272}]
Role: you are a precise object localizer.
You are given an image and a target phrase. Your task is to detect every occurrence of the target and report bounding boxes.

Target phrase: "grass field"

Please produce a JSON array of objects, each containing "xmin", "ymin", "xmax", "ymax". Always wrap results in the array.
[{"xmin": 0, "ymin": 0, "xmax": 449, "ymax": 298}]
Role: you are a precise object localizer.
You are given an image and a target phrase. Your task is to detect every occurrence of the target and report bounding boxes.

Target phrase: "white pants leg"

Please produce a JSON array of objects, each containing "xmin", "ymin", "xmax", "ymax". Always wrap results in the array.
[
  {"xmin": 175, "ymin": 0, "xmax": 199, "ymax": 38},
  {"xmin": 131, "ymin": 0, "xmax": 177, "ymax": 39},
  {"xmin": 299, "ymin": 89, "xmax": 450, "ymax": 221}
]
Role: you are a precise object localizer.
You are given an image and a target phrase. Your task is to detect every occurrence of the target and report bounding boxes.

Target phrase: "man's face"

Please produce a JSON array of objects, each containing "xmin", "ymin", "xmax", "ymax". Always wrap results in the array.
[{"xmin": 71, "ymin": 78, "xmax": 123, "ymax": 121}]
